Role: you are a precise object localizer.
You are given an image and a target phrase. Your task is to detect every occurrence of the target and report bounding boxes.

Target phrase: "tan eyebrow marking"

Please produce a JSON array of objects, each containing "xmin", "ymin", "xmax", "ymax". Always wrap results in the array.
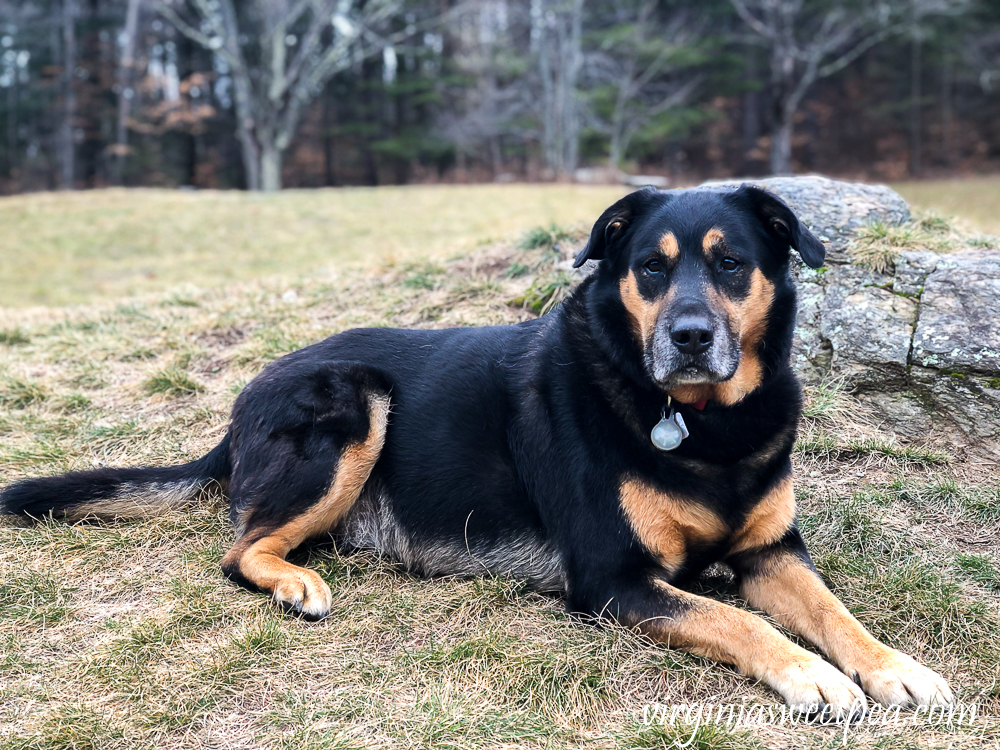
[
  {"xmin": 658, "ymin": 232, "xmax": 680, "ymax": 259},
  {"xmin": 702, "ymin": 228, "xmax": 726, "ymax": 258}
]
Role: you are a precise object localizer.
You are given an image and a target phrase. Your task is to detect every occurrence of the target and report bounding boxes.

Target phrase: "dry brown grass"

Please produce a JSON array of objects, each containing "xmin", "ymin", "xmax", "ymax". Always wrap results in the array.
[
  {"xmin": 1, "ymin": 225, "xmax": 998, "ymax": 750},
  {"xmin": 0, "ymin": 185, "xmax": 626, "ymax": 308},
  {"xmin": 892, "ymin": 176, "xmax": 1000, "ymax": 235}
]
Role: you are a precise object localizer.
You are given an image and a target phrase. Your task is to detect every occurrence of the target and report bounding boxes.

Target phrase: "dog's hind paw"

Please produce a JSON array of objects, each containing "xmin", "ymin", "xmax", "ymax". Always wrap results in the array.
[{"xmin": 272, "ymin": 569, "xmax": 333, "ymax": 621}]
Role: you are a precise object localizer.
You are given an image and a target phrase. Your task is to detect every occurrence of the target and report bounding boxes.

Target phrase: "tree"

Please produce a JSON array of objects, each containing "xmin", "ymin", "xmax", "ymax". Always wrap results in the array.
[
  {"xmin": 584, "ymin": 0, "xmax": 704, "ymax": 169},
  {"xmin": 729, "ymin": 0, "xmax": 909, "ymax": 174},
  {"xmin": 57, "ymin": 0, "xmax": 78, "ymax": 189},
  {"xmin": 531, "ymin": 0, "xmax": 586, "ymax": 177},
  {"xmin": 112, "ymin": 0, "xmax": 143, "ymax": 185},
  {"xmin": 158, "ymin": 0, "xmax": 403, "ymax": 191}
]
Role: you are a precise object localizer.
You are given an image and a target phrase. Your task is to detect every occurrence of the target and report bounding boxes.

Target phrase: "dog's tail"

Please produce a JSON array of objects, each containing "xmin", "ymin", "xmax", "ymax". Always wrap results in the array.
[{"xmin": 0, "ymin": 434, "xmax": 232, "ymax": 522}]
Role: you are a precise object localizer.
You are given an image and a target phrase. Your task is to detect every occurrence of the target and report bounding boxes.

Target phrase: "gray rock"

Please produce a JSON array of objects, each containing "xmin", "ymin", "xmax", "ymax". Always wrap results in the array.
[
  {"xmin": 791, "ymin": 277, "xmax": 828, "ymax": 380},
  {"xmin": 818, "ymin": 264, "xmax": 916, "ymax": 386},
  {"xmin": 893, "ymin": 250, "xmax": 940, "ymax": 296},
  {"xmin": 911, "ymin": 251, "xmax": 1000, "ymax": 375},
  {"xmin": 908, "ymin": 366, "xmax": 1000, "ymax": 440},
  {"xmin": 701, "ymin": 175, "xmax": 910, "ymax": 265}
]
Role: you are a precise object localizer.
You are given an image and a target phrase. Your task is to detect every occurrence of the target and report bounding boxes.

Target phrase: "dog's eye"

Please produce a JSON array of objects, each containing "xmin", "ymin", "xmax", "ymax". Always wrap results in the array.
[
  {"xmin": 644, "ymin": 260, "xmax": 663, "ymax": 274},
  {"xmin": 720, "ymin": 257, "xmax": 741, "ymax": 272}
]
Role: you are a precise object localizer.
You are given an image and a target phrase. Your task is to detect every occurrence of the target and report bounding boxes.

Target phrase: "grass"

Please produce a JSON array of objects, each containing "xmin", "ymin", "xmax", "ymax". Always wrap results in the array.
[
  {"xmin": 850, "ymin": 211, "xmax": 976, "ymax": 273},
  {"xmin": 142, "ymin": 365, "xmax": 204, "ymax": 397},
  {"xmin": 1, "ymin": 191, "xmax": 999, "ymax": 749},
  {"xmin": 0, "ymin": 185, "xmax": 625, "ymax": 308},
  {"xmin": 892, "ymin": 176, "xmax": 1000, "ymax": 235}
]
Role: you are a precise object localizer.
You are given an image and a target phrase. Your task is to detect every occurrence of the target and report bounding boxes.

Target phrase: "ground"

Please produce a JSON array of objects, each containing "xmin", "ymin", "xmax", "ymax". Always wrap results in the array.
[
  {"xmin": 0, "ymin": 183, "xmax": 998, "ymax": 750},
  {"xmin": 0, "ymin": 185, "xmax": 626, "ymax": 308}
]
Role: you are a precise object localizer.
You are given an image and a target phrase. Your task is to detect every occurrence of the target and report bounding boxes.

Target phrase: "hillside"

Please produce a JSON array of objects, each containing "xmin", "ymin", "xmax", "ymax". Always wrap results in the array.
[{"xmin": 1, "ymin": 223, "xmax": 998, "ymax": 749}]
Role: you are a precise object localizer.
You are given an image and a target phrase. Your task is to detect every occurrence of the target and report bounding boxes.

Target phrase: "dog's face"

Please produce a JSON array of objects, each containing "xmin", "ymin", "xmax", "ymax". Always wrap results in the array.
[{"xmin": 575, "ymin": 185, "xmax": 825, "ymax": 402}]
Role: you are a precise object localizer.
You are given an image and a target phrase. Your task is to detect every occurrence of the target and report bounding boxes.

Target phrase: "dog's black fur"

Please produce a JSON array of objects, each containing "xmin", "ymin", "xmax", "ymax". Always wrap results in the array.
[{"xmin": 2, "ymin": 185, "xmax": 954, "ymax": 715}]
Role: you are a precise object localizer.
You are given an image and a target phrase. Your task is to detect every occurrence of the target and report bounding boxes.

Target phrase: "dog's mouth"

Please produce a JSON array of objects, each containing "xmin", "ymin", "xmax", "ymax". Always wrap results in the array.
[
  {"xmin": 667, "ymin": 365, "xmax": 720, "ymax": 385},
  {"xmin": 658, "ymin": 363, "xmax": 732, "ymax": 387},
  {"xmin": 645, "ymin": 348, "xmax": 741, "ymax": 389}
]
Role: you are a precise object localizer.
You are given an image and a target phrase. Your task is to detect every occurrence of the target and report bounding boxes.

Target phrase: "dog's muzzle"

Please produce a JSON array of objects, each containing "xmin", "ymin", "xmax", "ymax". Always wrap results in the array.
[{"xmin": 646, "ymin": 315, "xmax": 740, "ymax": 386}]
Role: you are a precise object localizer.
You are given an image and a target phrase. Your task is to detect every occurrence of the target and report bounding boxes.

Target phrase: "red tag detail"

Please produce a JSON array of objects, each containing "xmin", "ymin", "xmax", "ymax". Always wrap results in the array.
[{"xmin": 692, "ymin": 400, "xmax": 708, "ymax": 411}]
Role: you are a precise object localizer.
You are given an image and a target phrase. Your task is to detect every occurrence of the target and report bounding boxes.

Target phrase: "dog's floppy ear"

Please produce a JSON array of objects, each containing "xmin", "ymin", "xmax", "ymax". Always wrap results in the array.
[
  {"xmin": 730, "ymin": 184, "xmax": 826, "ymax": 269},
  {"xmin": 572, "ymin": 186, "xmax": 664, "ymax": 268}
]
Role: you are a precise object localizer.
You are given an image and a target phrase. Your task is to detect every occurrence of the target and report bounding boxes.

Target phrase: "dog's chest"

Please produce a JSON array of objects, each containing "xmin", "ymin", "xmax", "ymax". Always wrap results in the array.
[{"xmin": 618, "ymin": 475, "xmax": 795, "ymax": 573}]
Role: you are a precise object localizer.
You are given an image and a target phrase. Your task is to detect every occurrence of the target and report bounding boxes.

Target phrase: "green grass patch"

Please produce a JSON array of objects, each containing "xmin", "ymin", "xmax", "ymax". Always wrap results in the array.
[
  {"xmin": 954, "ymin": 553, "xmax": 1000, "ymax": 592},
  {"xmin": 142, "ymin": 366, "xmax": 204, "ymax": 397},
  {"xmin": 518, "ymin": 222, "xmax": 579, "ymax": 251},
  {"xmin": 795, "ymin": 433, "xmax": 949, "ymax": 466},
  {"xmin": 0, "ymin": 570, "xmax": 76, "ymax": 626},
  {"xmin": 509, "ymin": 271, "xmax": 574, "ymax": 315},
  {"xmin": 0, "ymin": 327, "xmax": 31, "ymax": 345},
  {"xmin": 621, "ymin": 721, "xmax": 764, "ymax": 750},
  {"xmin": 0, "ymin": 375, "xmax": 47, "ymax": 408}
]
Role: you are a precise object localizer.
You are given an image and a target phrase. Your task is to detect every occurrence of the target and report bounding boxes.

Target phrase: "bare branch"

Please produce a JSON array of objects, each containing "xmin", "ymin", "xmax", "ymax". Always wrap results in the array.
[
  {"xmin": 816, "ymin": 22, "xmax": 906, "ymax": 78},
  {"xmin": 729, "ymin": 0, "xmax": 777, "ymax": 42}
]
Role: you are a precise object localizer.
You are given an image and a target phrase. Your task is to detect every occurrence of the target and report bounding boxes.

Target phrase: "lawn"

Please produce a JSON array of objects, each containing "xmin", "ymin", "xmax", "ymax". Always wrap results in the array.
[
  {"xmin": 1, "ymin": 216, "xmax": 998, "ymax": 749},
  {"xmin": 892, "ymin": 175, "xmax": 1000, "ymax": 234},
  {"xmin": 1, "ymin": 177, "xmax": 996, "ymax": 310},
  {"xmin": 0, "ymin": 185, "xmax": 626, "ymax": 308}
]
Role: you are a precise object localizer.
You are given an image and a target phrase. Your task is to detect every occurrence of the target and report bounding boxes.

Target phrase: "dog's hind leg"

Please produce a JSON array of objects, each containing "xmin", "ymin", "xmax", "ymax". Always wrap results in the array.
[{"xmin": 220, "ymin": 364, "xmax": 390, "ymax": 619}]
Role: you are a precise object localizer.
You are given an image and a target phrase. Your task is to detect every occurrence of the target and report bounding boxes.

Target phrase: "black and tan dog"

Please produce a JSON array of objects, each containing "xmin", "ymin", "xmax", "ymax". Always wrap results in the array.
[{"xmin": 1, "ymin": 185, "xmax": 953, "ymax": 717}]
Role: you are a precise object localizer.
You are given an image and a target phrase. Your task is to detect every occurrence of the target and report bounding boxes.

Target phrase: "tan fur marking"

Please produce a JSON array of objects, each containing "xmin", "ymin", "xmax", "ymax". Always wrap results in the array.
[
  {"xmin": 659, "ymin": 231, "xmax": 680, "ymax": 259},
  {"xmin": 619, "ymin": 271, "xmax": 659, "ymax": 345},
  {"xmin": 640, "ymin": 579, "xmax": 828, "ymax": 685},
  {"xmin": 741, "ymin": 556, "xmax": 886, "ymax": 676},
  {"xmin": 701, "ymin": 228, "xmax": 726, "ymax": 258},
  {"xmin": 669, "ymin": 268, "xmax": 774, "ymax": 406},
  {"xmin": 620, "ymin": 478, "xmax": 726, "ymax": 571},
  {"xmin": 223, "ymin": 395, "xmax": 390, "ymax": 604},
  {"xmin": 730, "ymin": 476, "xmax": 796, "ymax": 554},
  {"xmin": 65, "ymin": 480, "xmax": 200, "ymax": 522}
]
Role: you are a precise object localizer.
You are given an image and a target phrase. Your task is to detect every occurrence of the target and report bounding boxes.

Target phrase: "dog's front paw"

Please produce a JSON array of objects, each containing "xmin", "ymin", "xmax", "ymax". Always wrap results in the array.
[
  {"xmin": 847, "ymin": 647, "xmax": 953, "ymax": 708},
  {"xmin": 769, "ymin": 652, "xmax": 868, "ymax": 721}
]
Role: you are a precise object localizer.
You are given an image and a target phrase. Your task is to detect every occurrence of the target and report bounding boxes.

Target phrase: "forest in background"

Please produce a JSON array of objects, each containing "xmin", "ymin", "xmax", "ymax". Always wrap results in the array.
[{"xmin": 0, "ymin": 0, "xmax": 998, "ymax": 193}]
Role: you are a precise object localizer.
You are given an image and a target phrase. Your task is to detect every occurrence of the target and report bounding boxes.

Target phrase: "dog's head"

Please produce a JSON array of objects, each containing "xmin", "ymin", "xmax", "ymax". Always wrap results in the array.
[{"xmin": 575, "ymin": 185, "xmax": 824, "ymax": 405}]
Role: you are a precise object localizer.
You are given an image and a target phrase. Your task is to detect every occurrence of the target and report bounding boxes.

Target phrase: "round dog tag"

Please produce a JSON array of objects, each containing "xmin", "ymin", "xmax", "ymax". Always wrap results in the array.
[{"xmin": 651, "ymin": 415, "xmax": 684, "ymax": 451}]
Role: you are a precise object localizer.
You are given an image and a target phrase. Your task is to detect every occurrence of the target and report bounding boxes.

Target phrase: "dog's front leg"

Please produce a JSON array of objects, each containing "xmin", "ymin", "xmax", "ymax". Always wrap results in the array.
[
  {"xmin": 729, "ymin": 528, "xmax": 954, "ymax": 708},
  {"xmin": 577, "ymin": 574, "xmax": 867, "ymax": 718}
]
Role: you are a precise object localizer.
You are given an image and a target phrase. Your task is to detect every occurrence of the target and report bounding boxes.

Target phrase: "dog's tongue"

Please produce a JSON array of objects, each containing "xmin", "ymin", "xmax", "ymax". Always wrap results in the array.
[{"xmin": 692, "ymin": 400, "xmax": 708, "ymax": 411}]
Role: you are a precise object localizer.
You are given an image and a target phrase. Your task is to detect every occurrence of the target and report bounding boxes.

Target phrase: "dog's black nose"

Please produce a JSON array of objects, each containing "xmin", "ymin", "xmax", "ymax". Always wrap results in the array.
[{"xmin": 670, "ymin": 317, "xmax": 714, "ymax": 354}]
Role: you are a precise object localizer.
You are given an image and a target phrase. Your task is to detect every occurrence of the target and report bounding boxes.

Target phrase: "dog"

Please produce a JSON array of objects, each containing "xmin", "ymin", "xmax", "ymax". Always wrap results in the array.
[{"xmin": 1, "ymin": 185, "xmax": 953, "ymax": 719}]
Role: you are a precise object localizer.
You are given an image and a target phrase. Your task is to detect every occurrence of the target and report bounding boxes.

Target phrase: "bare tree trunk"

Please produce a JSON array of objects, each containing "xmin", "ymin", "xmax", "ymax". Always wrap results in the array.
[
  {"xmin": 490, "ymin": 136, "xmax": 503, "ymax": 177},
  {"xmin": 5, "ymin": 71, "xmax": 15, "ymax": 175},
  {"xmin": 564, "ymin": 0, "xmax": 584, "ymax": 176},
  {"xmin": 940, "ymin": 57, "xmax": 953, "ymax": 167},
  {"xmin": 742, "ymin": 49, "xmax": 761, "ymax": 171},
  {"xmin": 113, "ymin": 0, "xmax": 142, "ymax": 185},
  {"xmin": 58, "ymin": 0, "xmax": 78, "ymax": 190},
  {"xmin": 608, "ymin": 122, "xmax": 624, "ymax": 169},
  {"xmin": 322, "ymin": 93, "xmax": 336, "ymax": 186},
  {"xmin": 909, "ymin": 20, "xmax": 922, "ymax": 177},
  {"xmin": 534, "ymin": 0, "xmax": 557, "ymax": 174},
  {"xmin": 770, "ymin": 107, "xmax": 794, "ymax": 175},
  {"xmin": 260, "ymin": 140, "xmax": 282, "ymax": 193}
]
